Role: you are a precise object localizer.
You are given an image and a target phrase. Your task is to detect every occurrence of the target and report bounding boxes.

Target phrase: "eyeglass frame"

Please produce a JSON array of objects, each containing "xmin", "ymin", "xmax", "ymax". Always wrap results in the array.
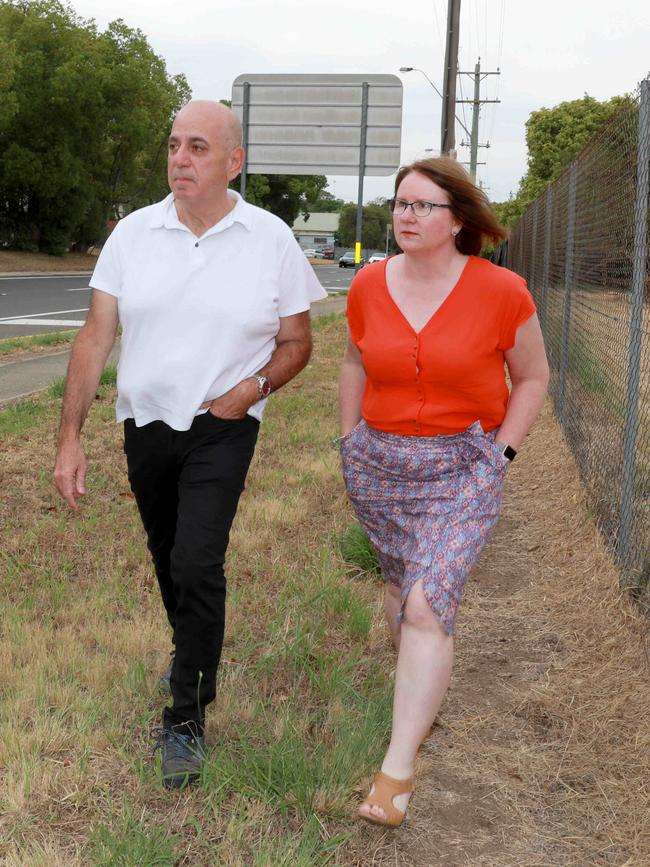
[{"xmin": 388, "ymin": 197, "xmax": 452, "ymax": 217}]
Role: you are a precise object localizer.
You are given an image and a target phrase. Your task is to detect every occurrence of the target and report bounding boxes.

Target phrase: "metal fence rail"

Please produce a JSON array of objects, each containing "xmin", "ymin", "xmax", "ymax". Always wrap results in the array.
[{"xmin": 506, "ymin": 78, "xmax": 650, "ymax": 591}]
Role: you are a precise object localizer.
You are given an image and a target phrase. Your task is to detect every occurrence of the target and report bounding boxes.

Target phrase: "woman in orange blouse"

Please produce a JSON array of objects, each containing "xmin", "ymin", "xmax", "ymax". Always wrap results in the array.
[{"xmin": 339, "ymin": 158, "xmax": 549, "ymax": 828}]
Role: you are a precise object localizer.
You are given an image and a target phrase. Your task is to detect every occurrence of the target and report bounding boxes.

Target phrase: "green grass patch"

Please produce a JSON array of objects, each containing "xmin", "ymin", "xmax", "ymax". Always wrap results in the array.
[
  {"xmin": 47, "ymin": 364, "xmax": 117, "ymax": 401},
  {"xmin": 312, "ymin": 311, "xmax": 344, "ymax": 330},
  {"xmin": 205, "ymin": 686, "xmax": 391, "ymax": 818},
  {"xmin": 0, "ymin": 397, "xmax": 51, "ymax": 436},
  {"xmin": 0, "ymin": 330, "xmax": 77, "ymax": 357},
  {"xmin": 0, "ymin": 364, "xmax": 119, "ymax": 438},
  {"xmin": 87, "ymin": 804, "xmax": 178, "ymax": 866},
  {"xmin": 338, "ymin": 521, "xmax": 380, "ymax": 574}
]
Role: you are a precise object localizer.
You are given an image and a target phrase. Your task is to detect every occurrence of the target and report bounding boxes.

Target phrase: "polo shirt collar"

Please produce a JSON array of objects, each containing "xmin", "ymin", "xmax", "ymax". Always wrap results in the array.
[{"xmin": 149, "ymin": 190, "xmax": 253, "ymax": 235}]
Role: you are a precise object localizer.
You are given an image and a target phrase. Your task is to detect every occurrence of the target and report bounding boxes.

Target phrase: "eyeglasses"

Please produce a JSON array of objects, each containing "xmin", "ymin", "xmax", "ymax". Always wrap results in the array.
[{"xmin": 388, "ymin": 198, "xmax": 452, "ymax": 217}]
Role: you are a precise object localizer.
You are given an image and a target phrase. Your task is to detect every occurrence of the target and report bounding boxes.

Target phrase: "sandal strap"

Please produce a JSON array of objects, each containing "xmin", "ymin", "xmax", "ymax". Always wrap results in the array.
[{"xmin": 373, "ymin": 771, "xmax": 414, "ymax": 796}]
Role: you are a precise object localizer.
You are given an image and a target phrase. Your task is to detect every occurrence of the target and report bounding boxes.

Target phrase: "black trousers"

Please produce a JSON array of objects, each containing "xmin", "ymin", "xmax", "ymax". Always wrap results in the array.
[{"xmin": 123, "ymin": 411, "xmax": 259, "ymax": 733}]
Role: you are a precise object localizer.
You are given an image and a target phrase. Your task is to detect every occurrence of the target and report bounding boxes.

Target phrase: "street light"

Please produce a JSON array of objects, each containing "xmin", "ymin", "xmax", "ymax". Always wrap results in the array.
[{"xmin": 399, "ymin": 66, "xmax": 472, "ymax": 140}]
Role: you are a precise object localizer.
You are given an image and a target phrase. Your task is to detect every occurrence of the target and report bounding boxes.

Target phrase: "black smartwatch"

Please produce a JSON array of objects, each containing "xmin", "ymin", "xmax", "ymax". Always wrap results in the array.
[{"xmin": 501, "ymin": 444, "xmax": 517, "ymax": 462}]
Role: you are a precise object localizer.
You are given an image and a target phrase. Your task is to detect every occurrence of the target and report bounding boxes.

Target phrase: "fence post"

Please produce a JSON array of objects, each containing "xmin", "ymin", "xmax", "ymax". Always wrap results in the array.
[
  {"xmin": 619, "ymin": 78, "xmax": 650, "ymax": 577},
  {"xmin": 540, "ymin": 186, "xmax": 553, "ymax": 331},
  {"xmin": 530, "ymin": 198, "xmax": 539, "ymax": 293},
  {"xmin": 558, "ymin": 162, "xmax": 577, "ymax": 423}
]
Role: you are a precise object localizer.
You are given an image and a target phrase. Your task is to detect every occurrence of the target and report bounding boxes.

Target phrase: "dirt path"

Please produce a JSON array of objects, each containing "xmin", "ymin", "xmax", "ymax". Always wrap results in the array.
[{"xmin": 353, "ymin": 401, "xmax": 650, "ymax": 866}]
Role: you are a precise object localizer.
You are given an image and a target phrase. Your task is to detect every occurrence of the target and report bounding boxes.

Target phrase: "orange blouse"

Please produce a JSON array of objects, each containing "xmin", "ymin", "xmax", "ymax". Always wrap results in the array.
[{"xmin": 346, "ymin": 255, "xmax": 536, "ymax": 435}]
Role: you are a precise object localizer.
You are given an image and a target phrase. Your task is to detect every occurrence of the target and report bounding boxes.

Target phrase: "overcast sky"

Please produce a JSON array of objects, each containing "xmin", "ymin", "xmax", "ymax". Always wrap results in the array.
[{"xmin": 70, "ymin": 0, "xmax": 649, "ymax": 204}]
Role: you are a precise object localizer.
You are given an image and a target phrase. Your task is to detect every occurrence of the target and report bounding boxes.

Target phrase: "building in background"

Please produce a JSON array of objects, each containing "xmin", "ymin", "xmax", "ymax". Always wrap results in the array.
[{"xmin": 292, "ymin": 213, "xmax": 339, "ymax": 249}]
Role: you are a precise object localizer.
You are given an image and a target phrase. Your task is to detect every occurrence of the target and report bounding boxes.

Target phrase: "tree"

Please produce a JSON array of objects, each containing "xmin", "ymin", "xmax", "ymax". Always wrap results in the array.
[
  {"xmin": 229, "ymin": 173, "xmax": 328, "ymax": 227},
  {"xmin": 0, "ymin": 0, "xmax": 189, "ymax": 254},
  {"xmin": 307, "ymin": 189, "xmax": 345, "ymax": 212},
  {"xmin": 492, "ymin": 94, "xmax": 631, "ymax": 227},
  {"xmin": 336, "ymin": 200, "xmax": 394, "ymax": 251}
]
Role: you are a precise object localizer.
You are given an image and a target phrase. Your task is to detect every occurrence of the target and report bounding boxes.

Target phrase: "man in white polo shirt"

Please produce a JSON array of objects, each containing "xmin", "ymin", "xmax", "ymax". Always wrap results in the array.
[{"xmin": 54, "ymin": 100, "xmax": 326, "ymax": 788}]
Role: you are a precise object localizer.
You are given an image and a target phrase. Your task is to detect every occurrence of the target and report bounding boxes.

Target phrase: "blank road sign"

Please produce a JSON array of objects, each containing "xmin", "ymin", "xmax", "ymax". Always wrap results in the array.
[{"xmin": 231, "ymin": 73, "xmax": 403, "ymax": 176}]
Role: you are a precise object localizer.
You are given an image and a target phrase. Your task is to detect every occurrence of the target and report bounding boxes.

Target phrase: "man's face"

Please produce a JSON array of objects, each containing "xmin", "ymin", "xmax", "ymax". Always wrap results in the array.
[{"xmin": 167, "ymin": 105, "xmax": 243, "ymax": 204}]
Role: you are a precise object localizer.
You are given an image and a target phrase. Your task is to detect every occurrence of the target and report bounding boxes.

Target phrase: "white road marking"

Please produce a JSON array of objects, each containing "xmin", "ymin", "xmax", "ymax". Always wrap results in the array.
[
  {"xmin": 0, "ymin": 307, "xmax": 88, "ymax": 322},
  {"xmin": 1, "ymin": 318, "xmax": 85, "ymax": 327},
  {"xmin": 66, "ymin": 286, "xmax": 92, "ymax": 292}
]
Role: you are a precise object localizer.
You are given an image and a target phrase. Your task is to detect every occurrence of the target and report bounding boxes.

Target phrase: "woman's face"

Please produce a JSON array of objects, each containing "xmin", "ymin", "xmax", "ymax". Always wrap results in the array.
[{"xmin": 393, "ymin": 171, "xmax": 461, "ymax": 255}]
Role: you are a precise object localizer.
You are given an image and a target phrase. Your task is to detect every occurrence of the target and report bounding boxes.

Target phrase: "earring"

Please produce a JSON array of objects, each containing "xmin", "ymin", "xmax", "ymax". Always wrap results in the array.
[{"xmin": 451, "ymin": 228, "xmax": 459, "ymax": 237}]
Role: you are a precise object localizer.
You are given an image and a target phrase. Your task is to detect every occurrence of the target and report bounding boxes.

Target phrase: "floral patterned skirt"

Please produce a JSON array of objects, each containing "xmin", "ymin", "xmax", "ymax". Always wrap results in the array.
[{"xmin": 340, "ymin": 420, "xmax": 507, "ymax": 635}]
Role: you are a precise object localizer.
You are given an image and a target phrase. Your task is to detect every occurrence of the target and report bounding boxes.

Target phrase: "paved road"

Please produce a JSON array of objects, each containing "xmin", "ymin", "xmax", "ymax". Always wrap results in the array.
[
  {"xmin": 0, "ymin": 273, "xmax": 93, "ymax": 338},
  {"xmin": 0, "ymin": 264, "xmax": 353, "ymax": 339},
  {"xmin": 0, "ymin": 294, "xmax": 346, "ymax": 406}
]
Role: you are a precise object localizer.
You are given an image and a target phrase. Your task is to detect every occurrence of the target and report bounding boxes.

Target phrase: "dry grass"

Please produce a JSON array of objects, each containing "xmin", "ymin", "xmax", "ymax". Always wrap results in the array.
[
  {"xmin": 1, "ymin": 315, "xmax": 649, "ymax": 865},
  {"xmin": 0, "ymin": 249, "xmax": 98, "ymax": 273}
]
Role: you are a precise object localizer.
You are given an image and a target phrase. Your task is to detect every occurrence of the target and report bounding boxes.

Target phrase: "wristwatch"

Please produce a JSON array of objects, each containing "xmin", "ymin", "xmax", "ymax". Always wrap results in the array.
[
  {"xmin": 253, "ymin": 374, "xmax": 272, "ymax": 399},
  {"xmin": 501, "ymin": 443, "xmax": 517, "ymax": 462}
]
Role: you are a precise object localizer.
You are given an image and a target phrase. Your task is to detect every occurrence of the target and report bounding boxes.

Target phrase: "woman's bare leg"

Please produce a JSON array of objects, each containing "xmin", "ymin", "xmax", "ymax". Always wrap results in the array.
[{"xmin": 360, "ymin": 579, "xmax": 453, "ymax": 821}]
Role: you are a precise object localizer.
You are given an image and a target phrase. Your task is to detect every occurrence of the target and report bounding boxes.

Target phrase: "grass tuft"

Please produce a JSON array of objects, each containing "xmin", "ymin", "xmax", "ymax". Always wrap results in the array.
[
  {"xmin": 0, "ymin": 397, "xmax": 51, "ymax": 436},
  {"xmin": 338, "ymin": 522, "xmax": 380, "ymax": 574},
  {"xmin": 87, "ymin": 804, "xmax": 178, "ymax": 866}
]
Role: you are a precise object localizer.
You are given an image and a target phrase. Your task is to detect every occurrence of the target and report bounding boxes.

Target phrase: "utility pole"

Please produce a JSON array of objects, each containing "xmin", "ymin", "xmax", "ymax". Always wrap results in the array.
[
  {"xmin": 440, "ymin": 0, "xmax": 461, "ymax": 155},
  {"xmin": 458, "ymin": 58, "xmax": 500, "ymax": 180}
]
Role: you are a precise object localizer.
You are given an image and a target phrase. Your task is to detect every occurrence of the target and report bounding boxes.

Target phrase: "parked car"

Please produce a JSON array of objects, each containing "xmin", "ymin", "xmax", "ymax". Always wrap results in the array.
[
  {"xmin": 315, "ymin": 246, "xmax": 335, "ymax": 259},
  {"xmin": 368, "ymin": 253, "xmax": 387, "ymax": 264},
  {"xmin": 302, "ymin": 248, "xmax": 318, "ymax": 258},
  {"xmin": 338, "ymin": 251, "xmax": 365, "ymax": 268}
]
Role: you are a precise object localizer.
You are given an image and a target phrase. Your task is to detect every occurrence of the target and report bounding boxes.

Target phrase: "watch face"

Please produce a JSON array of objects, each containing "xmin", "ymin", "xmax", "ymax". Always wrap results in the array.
[
  {"xmin": 503, "ymin": 444, "xmax": 517, "ymax": 462},
  {"xmin": 260, "ymin": 377, "xmax": 271, "ymax": 397}
]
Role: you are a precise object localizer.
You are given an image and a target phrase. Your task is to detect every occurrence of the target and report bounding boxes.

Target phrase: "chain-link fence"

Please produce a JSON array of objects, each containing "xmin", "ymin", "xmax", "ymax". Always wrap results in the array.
[{"xmin": 506, "ymin": 77, "xmax": 650, "ymax": 592}]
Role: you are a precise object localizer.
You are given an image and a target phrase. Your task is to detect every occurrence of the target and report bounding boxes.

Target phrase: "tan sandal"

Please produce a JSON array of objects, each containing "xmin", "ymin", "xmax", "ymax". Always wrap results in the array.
[{"xmin": 358, "ymin": 771, "xmax": 414, "ymax": 828}]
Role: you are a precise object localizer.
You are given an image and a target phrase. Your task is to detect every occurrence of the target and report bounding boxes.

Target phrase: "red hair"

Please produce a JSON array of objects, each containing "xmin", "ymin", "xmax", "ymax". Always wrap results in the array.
[{"xmin": 394, "ymin": 157, "xmax": 507, "ymax": 255}]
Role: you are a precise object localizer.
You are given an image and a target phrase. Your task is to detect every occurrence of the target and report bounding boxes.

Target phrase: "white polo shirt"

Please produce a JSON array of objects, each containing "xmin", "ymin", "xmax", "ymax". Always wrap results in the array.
[{"xmin": 91, "ymin": 191, "xmax": 327, "ymax": 431}]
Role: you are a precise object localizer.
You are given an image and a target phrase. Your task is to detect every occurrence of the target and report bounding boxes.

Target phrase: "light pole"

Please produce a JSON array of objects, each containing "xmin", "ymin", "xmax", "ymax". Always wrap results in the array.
[{"xmin": 399, "ymin": 66, "xmax": 472, "ymax": 149}]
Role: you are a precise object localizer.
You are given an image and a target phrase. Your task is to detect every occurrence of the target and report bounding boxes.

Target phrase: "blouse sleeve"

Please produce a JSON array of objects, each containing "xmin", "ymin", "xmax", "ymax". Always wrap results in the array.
[{"xmin": 497, "ymin": 275, "xmax": 537, "ymax": 351}]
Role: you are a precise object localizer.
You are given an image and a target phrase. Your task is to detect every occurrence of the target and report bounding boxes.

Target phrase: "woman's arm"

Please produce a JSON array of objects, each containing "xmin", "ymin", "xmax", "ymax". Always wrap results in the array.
[
  {"xmin": 498, "ymin": 313, "xmax": 550, "ymax": 451},
  {"xmin": 339, "ymin": 335, "xmax": 367, "ymax": 436}
]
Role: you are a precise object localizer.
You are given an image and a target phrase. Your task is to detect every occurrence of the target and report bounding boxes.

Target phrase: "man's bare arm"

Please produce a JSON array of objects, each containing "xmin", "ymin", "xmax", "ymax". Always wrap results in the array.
[
  {"xmin": 204, "ymin": 310, "xmax": 312, "ymax": 419},
  {"xmin": 54, "ymin": 289, "xmax": 119, "ymax": 509}
]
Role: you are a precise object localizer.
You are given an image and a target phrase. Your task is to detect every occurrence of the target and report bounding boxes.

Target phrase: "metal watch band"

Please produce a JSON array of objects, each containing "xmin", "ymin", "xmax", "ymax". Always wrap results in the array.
[{"xmin": 253, "ymin": 374, "xmax": 271, "ymax": 398}]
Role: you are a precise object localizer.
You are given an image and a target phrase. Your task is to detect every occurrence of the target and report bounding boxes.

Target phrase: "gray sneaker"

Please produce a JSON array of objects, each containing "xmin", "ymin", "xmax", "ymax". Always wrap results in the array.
[
  {"xmin": 158, "ymin": 650, "xmax": 175, "ymax": 696},
  {"xmin": 153, "ymin": 723, "xmax": 205, "ymax": 789}
]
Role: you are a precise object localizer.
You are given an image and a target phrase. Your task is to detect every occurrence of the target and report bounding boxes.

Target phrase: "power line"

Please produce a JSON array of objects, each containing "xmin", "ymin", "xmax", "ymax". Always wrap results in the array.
[
  {"xmin": 487, "ymin": 0, "xmax": 506, "ymax": 147},
  {"xmin": 432, "ymin": 0, "xmax": 445, "ymax": 54}
]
